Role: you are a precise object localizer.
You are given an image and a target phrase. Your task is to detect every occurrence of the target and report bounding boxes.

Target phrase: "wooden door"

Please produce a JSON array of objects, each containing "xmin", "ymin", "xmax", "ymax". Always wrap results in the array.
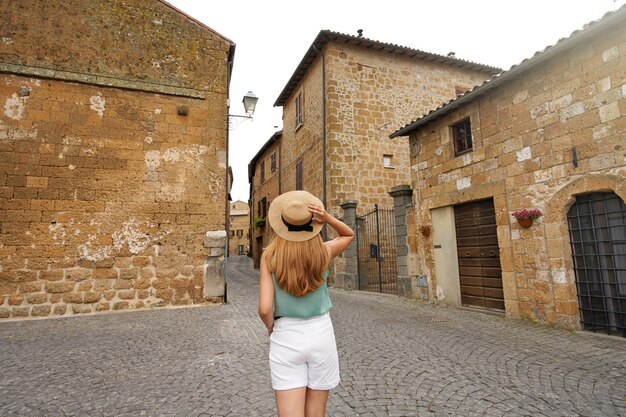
[{"xmin": 454, "ymin": 199, "xmax": 504, "ymax": 310}]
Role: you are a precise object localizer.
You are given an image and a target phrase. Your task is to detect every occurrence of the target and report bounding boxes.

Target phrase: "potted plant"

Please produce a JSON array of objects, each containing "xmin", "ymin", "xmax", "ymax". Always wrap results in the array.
[
  {"xmin": 253, "ymin": 216, "xmax": 266, "ymax": 229},
  {"xmin": 419, "ymin": 225, "xmax": 431, "ymax": 237},
  {"xmin": 511, "ymin": 208, "xmax": 542, "ymax": 228}
]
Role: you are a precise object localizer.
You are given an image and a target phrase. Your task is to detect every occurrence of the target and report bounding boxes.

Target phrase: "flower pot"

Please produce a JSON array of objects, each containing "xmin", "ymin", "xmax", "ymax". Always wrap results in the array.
[{"xmin": 517, "ymin": 217, "xmax": 533, "ymax": 228}]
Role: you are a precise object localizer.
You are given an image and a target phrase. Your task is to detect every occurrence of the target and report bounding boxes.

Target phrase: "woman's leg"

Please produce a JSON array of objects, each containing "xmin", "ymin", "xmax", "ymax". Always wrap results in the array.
[
  {"xmin": 275, "ymin": 387, "xmax": 307, "ymax": 417},
  {"xmin": 305, "ymin": 388, "xmax": 329, "ymax": 417}
]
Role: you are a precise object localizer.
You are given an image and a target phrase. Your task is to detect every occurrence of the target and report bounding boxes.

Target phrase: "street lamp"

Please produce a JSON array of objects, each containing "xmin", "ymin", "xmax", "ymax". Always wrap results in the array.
[{"xmin": 229, "ymin": 91, "xmax": 258, "ymax": 128}]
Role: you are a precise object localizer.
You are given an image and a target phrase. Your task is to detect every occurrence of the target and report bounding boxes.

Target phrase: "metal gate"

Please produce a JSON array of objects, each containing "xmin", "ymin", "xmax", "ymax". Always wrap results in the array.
[
  {"xmin": 567, "ymin": 192, "xmax": 626, "ymax": 337},
  {"xmin": 356, "ymin": 204, "xmax": 397, "ymax": 294}
]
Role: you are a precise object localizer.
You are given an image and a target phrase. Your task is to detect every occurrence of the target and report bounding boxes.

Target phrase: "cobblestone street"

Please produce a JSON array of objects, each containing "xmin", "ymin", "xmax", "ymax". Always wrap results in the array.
[{"xmin": 1, "ymin": 256, "xmax": 624, "ymax": 416}]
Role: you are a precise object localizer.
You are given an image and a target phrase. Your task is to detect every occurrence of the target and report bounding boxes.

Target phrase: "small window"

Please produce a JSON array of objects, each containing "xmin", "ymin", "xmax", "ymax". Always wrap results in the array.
[
  {"xmin": 383, "ymin": 154, "xmax": 393, "ymax": 168},
  {"xmin": 295, "ymin": 159, "xmax": 303, "ymax": 190},
  {"xmin": 260, "ymin": 197, "xmax": 267, "ymax": 218},
  {"xmin": 230, "ymin": 230, "xmax": 235, "ymax": 237},
  {"xmin": 236, "ymin": 229, "xmax": 243, "ymax": 238},
  {"xmin": 452, "ymin": 118, "xmax": 473, "ymax": 156},
  {"xmin": 270, "ymin": 151, "xmax": 277, "ymax": 172},
  {"xmin": 295, "ymin": 91, "xmax": 303, "ymax": 129},
  {"xmin": 260, "ymin": 160, "xmax": 265, "ymax": 183}
]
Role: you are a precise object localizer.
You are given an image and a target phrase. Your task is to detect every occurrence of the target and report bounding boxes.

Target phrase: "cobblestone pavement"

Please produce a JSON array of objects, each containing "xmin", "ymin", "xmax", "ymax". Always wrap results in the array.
[{"xmin": 1, "ymin": 256, "xmax": 625, "ymax": 417}]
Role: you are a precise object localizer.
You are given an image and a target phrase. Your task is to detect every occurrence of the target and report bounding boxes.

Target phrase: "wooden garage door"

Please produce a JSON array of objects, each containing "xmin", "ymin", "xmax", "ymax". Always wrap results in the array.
[{"xmin": 454, "ymin": 199, "xmax": 504, "ymax": 310}]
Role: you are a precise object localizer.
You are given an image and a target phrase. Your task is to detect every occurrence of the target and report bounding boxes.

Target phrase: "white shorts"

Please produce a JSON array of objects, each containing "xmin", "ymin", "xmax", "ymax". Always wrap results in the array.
[{"xmin": 269, "ymin": 312, "xmax": 340, "ymax": 391}]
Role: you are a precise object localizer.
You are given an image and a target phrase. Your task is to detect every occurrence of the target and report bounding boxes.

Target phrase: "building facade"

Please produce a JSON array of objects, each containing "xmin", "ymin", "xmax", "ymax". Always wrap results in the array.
[
  {"xmin": 248, "ymin": 131, "xmax": 281, "ymax": 267},
  {"xmin": 228, "ymin": 200, "xmax": 250, "ymax": 256},
  {"xmin": 390, "ymin": 6, "xmax": 626, "ymax": 334},
  {"xmin": 274, "ymin": 31, "xmax": 500, "ymax": 217},
  {"xmin": 0, "ymin": 0, "xmax": 234, "ymax": 319},
  {"xmin": 269, "ymin": 30, "xmax": 499, "ymax": 283}
]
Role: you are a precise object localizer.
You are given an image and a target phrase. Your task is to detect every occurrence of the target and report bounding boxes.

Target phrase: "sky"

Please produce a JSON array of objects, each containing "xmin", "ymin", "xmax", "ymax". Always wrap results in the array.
[{"xmin": 166, "ymin": 0, "xmax": 626, "ymax": 202}]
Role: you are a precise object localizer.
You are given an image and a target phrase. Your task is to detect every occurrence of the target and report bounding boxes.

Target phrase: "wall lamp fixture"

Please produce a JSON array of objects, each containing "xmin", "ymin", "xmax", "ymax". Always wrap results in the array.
[{"xmin": 229, "ymin": 91, "xmax": 258, "ymax": 129}]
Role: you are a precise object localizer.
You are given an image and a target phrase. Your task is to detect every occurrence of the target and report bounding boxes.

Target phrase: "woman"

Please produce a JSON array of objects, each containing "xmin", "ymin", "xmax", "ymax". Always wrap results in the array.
[{"xmin": 258, "ymin": 190, "xmax": 354, "ymax": 417}]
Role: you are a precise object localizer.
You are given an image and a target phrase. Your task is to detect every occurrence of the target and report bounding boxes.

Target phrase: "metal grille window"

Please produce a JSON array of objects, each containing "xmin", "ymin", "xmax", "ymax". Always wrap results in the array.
[
  {"xmin": 452, "ymin": 118, "xmax": 472, "ymax": 156},
  {"xmin": 270, "ymin": 151, "xmax": 277, "ymax": 172},
  {"xmin": 260, "ymin": 160, "xmax": 265, "ymax": 183},
  {"xmin": 295, "ymin": 159, "xmax": 303, "ymax": 190},
  {"xmin": 295, "ymin": 91, "xmax": 303, "ymax": 128},
  {"xmin": 567, "ymin": 192, "xmax": 626, "ymax": 337}
]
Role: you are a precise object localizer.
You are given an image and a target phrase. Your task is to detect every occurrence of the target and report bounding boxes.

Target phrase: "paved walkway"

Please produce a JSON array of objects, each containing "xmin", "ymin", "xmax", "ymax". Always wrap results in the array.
[{"xmin": 0, "ymin": 256, "xmax": 624, "ymax": 416}]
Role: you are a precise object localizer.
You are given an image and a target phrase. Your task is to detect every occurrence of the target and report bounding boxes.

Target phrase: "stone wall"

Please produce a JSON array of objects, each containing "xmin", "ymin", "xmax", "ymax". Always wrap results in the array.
[
  {"xmin": 280, "ymin": 58, "xmax": 325, "ymax": 200},
  {"xmin": 324, "ymin": 42, "xmax": 497, "ymax": 215},
  {"xmin": 405, "ymin": 21, "xmax": 625, "ymax": 329},
  {"xmin": 0, "ymin": 0, "xmax": 232, "ymax": 318}
]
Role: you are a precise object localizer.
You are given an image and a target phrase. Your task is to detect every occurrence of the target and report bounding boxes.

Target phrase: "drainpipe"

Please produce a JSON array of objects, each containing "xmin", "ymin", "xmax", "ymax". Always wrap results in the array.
[{"xmin": 312, "ymin": 43, "xmax": 327, "ymax": 240}]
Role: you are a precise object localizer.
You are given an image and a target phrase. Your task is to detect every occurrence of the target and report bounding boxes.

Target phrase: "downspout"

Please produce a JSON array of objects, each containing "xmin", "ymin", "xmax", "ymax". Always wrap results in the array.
[{"xmin": 312, "ymin": 43, "xmax": 327, "ymax": 240}]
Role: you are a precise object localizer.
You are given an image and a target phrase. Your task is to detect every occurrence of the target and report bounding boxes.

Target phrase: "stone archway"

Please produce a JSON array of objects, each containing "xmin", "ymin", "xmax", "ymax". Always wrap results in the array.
[{"xmin": 544, "ymin": 174, "xmax": 626, "ymax": 328}]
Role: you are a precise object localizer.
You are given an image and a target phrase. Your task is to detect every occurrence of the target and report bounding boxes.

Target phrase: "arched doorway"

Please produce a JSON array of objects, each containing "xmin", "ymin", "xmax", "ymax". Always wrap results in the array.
[{"xmin": 567, "ymin": 192, "xmax": 626, "ymax": 337}]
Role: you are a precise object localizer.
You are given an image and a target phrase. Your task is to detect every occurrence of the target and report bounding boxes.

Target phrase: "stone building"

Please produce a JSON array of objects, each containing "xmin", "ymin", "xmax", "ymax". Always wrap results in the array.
[
  {"xmin": 273, "ymin": 30, "xmax": 500, "ymax": 216},
  {"xmin": 269, "ymin": 30, "xmax": 499, "ymax": 285},
  {"xmin": 0, "ymin": 0, "xmax": 234, "ymax": 319},
  {"xmin": 248, "ymin": 131, "xmax": 281, "ymax": 267},
  {"xmin": 228, "ymin": 200, "xmax": 250, "ymax": 257},
  {"xmin": 390, "ymin": 5, "xmax": 626, "ymax": 334}
]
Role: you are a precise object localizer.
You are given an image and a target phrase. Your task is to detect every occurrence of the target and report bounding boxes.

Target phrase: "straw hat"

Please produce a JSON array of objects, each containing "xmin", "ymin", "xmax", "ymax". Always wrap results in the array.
[{"xmin": 268, "ymin": 191, "xmax": 324, "ymax": 242}]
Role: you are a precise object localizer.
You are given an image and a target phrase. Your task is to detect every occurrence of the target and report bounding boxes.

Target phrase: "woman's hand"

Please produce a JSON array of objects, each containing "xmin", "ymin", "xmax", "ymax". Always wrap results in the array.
[{"xmin": 309, "ymin": 202, "xmax": 330, "ymax": 224}]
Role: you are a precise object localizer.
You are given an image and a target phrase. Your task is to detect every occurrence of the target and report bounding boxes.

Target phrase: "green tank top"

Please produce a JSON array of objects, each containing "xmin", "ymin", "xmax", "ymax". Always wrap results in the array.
[{"xmin": 273, "ymin": 270, "xmax": 332, "ymax": 318}]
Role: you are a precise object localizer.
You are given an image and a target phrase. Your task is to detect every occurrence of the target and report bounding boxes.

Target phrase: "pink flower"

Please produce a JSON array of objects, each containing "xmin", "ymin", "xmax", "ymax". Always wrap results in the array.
[{"xmin": 511, "ymin": 208, "xmax": 542, "ymax": 220}]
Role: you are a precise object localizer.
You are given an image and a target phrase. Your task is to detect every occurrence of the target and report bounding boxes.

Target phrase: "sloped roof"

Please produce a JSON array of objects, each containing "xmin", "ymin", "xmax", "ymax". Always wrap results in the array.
[
  {"xmin": 274, "ymin": 30, "xmax": 501, "ymax": 107},
  {"xmin": 390, "ymin": 4, "xmax": 626, "ymax": 138}
]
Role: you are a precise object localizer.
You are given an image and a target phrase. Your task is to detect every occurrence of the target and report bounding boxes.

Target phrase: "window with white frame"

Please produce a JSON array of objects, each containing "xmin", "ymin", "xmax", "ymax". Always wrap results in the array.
[
  {"xmin": 270, "ymin": 151, "xmax": 277, "ymax": 172},
  {"xmin": 383, "ymin": 154, "xmax": 393, "ymax": 168}
]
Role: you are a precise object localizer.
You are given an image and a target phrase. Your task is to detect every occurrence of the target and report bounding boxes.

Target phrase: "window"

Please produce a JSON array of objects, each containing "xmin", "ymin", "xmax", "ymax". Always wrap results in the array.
[
  {"xmin": 270, "ymin": 151, "xmax": 277, "ymax": 172},
  {"xmin": 238, "ymin": 245, "xmax": 245, "ymax": 255},
  {"xmin": 452, "ymin": 118, "xmax": 472, "ymax": 156},
  {"xmin": 383, "ymin": 154, "xmax": 393, "ymax": 168},
  {"xmin": 236, "ymin": 229, "xmax": 243, "ymax": 238},
  {"xmin": 260, "ymin": 160, "xmax": 265, "ymax": 183},
  {"xmin": 295, "ymin": 159, "xmax": 303, "ymax": 190},
  {"xmin": 260, "ymin": 197, "xmax": 267, "ymax": 218},
  {"xmin": 230, "ymin": 230, "xmax": 235, "ymax": 237},
  {"xmin": 295, "ymin": 91, "xmax": 303, "ymax": 128}
]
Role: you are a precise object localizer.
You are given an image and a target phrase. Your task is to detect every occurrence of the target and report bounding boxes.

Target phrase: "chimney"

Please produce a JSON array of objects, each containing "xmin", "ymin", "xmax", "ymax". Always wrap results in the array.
[{"xmin": 357, "ymin": 29, "xmax": 363, "ymax": 37}]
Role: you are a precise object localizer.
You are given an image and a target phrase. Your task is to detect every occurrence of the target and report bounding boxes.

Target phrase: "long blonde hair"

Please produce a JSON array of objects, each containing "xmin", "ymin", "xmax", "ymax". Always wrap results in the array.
[{"xmin": 263, "ymin": 234, "xmax": 330, "ymax": 296}]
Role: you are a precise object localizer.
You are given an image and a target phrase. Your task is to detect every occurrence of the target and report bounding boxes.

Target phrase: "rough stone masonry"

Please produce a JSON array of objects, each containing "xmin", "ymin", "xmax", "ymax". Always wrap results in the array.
[{"xmin": 0, "ymin": 0, "xmax": 234, "ymax": 318}]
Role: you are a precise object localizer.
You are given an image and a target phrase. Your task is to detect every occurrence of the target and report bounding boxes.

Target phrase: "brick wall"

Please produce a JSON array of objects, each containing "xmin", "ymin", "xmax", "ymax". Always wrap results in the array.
[
  {"xmin": 405, "ymin": 22, "xmax": 625, "ymax": 329},
  {"xmin": 250, "ymin": 137, "xmax": 280, "ymax": 267},
  {"xmin": 0, "ymin": 0, "xmax": 232, "ymax": 318}
]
